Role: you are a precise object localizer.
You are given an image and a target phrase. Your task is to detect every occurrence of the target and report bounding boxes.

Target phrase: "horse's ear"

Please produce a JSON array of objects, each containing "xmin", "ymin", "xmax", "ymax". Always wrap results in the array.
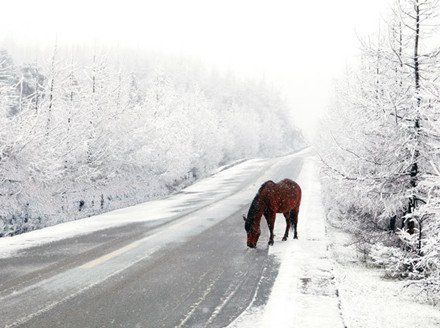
[{"xmin": 242, "ymin": 215, "xmax": 247, "ymax": 221}]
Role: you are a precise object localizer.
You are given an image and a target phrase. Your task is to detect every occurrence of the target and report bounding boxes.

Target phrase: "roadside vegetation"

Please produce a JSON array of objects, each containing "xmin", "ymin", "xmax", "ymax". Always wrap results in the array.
[{"xmin": 319, "ymin": 0, "xmax": 440, "ymax": 305}]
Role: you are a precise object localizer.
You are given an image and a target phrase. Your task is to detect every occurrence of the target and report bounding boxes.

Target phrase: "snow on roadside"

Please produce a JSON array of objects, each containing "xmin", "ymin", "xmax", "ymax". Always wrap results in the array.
[
  {"xmin": 229, "ymin": 155, "xmax": 345, "ymax": 328},
  {"xmin": 0, "ymin": 157, "xmax": 274, "ymax": 259},
  {"xmin": 328, "ymin": 221, "xmax": 440, "ymax": 328},
  {"xmin": 230, "ymin": 153, "xmax": 440, "ymax": 328}
]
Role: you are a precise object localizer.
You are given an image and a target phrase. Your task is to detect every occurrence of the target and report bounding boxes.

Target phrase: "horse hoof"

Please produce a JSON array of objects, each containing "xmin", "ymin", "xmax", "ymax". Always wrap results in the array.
[
  {"xmin": 293, "ymin": 235, "xmax": 298, "ymax": 239},
  {"xmin": 282, "ymin": 237, "xmax": 287, "ymax": 241},
  {"xmin": 268, "ymin": 240, "xmax": 274, "ymax": 246}
]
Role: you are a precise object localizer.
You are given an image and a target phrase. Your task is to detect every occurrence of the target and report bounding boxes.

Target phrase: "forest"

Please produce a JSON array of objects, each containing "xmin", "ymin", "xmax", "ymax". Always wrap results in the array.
[{"xmin": 0, "ymin": 46, "xmax": 303, "ymax": 236}]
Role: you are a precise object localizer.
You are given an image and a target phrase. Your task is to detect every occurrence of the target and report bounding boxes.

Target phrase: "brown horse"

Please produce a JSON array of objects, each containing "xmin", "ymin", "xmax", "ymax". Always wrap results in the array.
[{"xmin": 243, "ymin": 179, "xmax": 302, "ymax": 248}]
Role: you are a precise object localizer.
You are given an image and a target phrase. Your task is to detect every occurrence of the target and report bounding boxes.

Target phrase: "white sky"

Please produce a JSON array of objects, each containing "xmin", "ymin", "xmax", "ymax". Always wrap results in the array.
[{"xmin": 0, "ymin": 0, "xmax": 390, "ymax": 139}]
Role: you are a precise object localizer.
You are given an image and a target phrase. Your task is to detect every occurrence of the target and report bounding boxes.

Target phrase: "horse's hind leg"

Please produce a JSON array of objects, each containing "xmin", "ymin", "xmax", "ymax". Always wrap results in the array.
[
  {"xmin": 264, "ymin": 209, "xmax": 276, "ymax": 246},
  {"xmin": 290, "ymin": 207, "xmax": 299, "ymax": 239},
  {"xmin": 282, "ymin": 212, "xmax": 290, "ymax": 241}
]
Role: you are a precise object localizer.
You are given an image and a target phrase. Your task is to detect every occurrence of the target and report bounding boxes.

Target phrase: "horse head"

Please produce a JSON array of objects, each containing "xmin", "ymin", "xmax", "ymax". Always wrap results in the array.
[
  {"xmin": 243, "ymin": 198, "xmax": 261, "ymax": 248},
  {"xmin": 246, "ymin": 225, "xmax": 260, "ymax": 248}
]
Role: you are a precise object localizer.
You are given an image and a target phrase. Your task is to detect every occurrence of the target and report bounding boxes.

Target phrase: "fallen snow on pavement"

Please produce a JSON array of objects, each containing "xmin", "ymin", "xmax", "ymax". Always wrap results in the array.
[
  {"xmin": 0, "ymin": 157, "xmax": 272, "ymax": 258},
  {"xmin": 0, "ymin": 148, "xmax": 309, "ymax": 259}
]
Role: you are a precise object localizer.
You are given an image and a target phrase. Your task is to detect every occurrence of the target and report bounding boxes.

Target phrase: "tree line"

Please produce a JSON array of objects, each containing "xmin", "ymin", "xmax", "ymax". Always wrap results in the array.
[
  {"xmin": 319, "ymin": 0, "xmax": 440, "ymax": 304},
  {"xmin": 0, "ymin": 45, "xmax": 303, "ymax": 237}
]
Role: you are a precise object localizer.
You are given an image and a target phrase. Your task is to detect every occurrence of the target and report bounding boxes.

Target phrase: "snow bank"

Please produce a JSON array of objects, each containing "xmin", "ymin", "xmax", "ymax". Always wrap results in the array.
[{"xmin": 328, "ymin": 223, "xmax": 440, "ymax": 328}]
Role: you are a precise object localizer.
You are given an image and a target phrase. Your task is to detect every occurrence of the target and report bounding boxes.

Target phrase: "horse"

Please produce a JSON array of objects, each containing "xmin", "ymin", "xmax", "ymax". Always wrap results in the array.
[{"xmin": 243, "ymin": 179, "xmax": 302, "ymax": 248}]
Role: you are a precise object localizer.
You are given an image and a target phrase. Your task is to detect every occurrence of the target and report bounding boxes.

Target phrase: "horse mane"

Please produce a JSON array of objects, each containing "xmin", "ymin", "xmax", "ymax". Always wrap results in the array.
[
  {"xmin": 259, "ymin": 180, "xmax": 274, "ymax": 192},
  {"xmin": 245, "ymin": 196, "xmax": 259, "ymax": 232},
  {"xmin": 245, "ymin": 180, "xmax": 274, "ymax": 232}
]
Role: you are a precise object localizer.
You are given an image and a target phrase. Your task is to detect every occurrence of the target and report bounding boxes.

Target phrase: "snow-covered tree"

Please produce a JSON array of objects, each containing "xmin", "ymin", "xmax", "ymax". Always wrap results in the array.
[
  {"xmin": 0, "ymin": 44, "xmax": 304, "ymax": 237},
  {"xmin": 318, "ymin": 0, "xmax": 440, "ymax": 303}
]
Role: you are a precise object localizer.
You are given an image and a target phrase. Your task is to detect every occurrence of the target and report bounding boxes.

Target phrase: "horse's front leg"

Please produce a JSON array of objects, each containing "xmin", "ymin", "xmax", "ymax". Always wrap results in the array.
[{"xmin": 264, "ymin": 209, "xmax": 276, "ymax": 246}]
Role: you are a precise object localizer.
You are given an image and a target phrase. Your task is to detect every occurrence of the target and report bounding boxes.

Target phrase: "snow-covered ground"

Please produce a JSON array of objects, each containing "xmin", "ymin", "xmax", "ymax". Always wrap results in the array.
[
  {"xmin": 328, "ymin": 224, "xmax": 440, "ymax": 328},
  {"xmin": 229, "ymin": 155, "xmax": 440, "ymax": 328}
]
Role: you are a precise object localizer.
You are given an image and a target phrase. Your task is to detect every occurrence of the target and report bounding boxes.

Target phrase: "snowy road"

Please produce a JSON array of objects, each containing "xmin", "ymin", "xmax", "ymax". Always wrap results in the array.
[
  {"xmin": 0, "ymin": 149, "xmax": 309, "ymax": 328},
  {"xmin": 2, "ymin": 149, "xmax": 438, "ymax": 328}
]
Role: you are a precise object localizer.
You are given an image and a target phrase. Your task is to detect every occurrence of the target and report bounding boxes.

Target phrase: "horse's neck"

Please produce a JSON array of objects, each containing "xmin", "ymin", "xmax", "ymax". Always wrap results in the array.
[
  {"xmin": 252, "ymin": 195, "xmax": 265, "ymax": 228},
  {"xmin": 252, "ymin": 213, "xmax": 263, "ymax": 230}
]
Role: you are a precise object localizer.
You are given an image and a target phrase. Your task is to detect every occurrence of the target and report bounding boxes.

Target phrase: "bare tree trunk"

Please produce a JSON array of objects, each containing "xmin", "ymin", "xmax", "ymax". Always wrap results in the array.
[{"xmin": 408, "ymin": 0, "xmax": 421, "ymax": 235}]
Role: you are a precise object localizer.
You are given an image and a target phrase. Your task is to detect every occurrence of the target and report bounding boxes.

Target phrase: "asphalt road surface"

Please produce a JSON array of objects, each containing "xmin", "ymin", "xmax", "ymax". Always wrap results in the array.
[{"xmin": 0, "ymin": 152, "xmax": 304, "ymax": 328}]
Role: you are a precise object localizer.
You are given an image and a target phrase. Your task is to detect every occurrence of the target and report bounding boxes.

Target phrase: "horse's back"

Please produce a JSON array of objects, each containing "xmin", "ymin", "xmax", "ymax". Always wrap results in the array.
[
  {"xmin": 260, "ymin": 179, "xmax": 301, "ymax": 213},
  {"xmin": 259, "ymin": 179, "xmax": 300, "ymax": 193},
  {"xmin": 276, "ymin": 179, "xmax": 301, "ymax": 194}
]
